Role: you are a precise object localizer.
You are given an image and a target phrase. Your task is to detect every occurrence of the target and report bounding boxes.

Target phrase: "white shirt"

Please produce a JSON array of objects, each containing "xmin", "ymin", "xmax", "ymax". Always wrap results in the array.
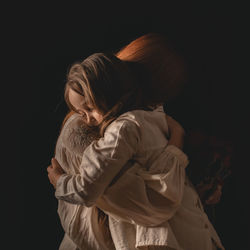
[{"xmin": 55, "ymin": 107, "xmax": 224, "ymax": 250}]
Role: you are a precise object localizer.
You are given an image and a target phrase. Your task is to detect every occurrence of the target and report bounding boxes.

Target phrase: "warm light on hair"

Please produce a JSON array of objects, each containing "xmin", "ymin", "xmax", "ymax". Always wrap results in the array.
[
  {"xmin": 116, "ymin": 33, "xmax": 188, "ymax": 102},
  {"xmin": 64, "ymin": 52, "xmax": 153, "ymax": 136},
  {"xmin": 56, "ymin": 34, "xmax": 188, "ymax": 246}
]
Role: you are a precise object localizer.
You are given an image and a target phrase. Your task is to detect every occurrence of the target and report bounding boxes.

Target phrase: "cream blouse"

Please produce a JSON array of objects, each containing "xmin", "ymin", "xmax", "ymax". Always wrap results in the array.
[{"xmin": 55, "ymin": 106, "xmax": 224, "ymax": 250}]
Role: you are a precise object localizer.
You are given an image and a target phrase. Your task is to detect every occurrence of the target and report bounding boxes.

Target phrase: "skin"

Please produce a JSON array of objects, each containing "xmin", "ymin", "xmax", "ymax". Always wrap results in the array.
[
  {"xmin": 47, "ymin": 89, "xmax": 222, "ymax": 204},
  {"xmin": 47, "ymin": 162, "xmax": 223, "ymax": 204},
  {"xmin": 47, "ymin": 157, "xmax": 64, "ymax": 188},
  {"xmin": 196, "ymin": 182, "xmax": 223, "ymax": 205},
  {"xmin": 47, "ymin": 89, "xmax": 104, "ymax": 188},
  {"xmin": 47, "ymin": 106, "xmax": 186, "ymax": 188},
  {"xmin": 68, "ymin": 89, "xmax": 103, "ymax": 126}
]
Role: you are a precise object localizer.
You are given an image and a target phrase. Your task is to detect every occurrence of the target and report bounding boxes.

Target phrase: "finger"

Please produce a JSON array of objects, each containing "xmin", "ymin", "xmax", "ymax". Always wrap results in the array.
[
  {"xmin": 217, "ymin": 184, "xmax": 222, "ymax": 191},
  {"xmin": 206, "ymin": 191, "xmax": 221, "ymax": 204},
  {"xmin": 47, "ymin": 165, "xmax": 53, "ymax": 172},
  {"xmin": 51, "ymin": 158, "xmax": 60, "ymax": 168},
  {"xmin": 206, "ymin": 193, "xmax": 217, "ymax": 203}
]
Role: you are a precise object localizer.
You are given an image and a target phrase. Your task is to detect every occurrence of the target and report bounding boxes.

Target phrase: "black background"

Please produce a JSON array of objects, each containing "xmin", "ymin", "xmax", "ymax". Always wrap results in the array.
[{"xmin": 5, "ymin": 2, "xmax": 248, "ymax": 250}]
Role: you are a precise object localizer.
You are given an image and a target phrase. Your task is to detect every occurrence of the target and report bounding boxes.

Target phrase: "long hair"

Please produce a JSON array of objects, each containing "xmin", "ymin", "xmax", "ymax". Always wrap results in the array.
[
  {"xmin": 65, "ymin": 52, "xmax": 153, "ymax": 136},
  {"xmin": 57, "ymin": 33, "xmax": 188, "ymax": 247},
  {"xmin": 116, "ymin": 33, "xmax": 188, "ymax": 103},
  {"xmin": 64, "ymin": 33, "xmax": 188, "ymax": 135}
]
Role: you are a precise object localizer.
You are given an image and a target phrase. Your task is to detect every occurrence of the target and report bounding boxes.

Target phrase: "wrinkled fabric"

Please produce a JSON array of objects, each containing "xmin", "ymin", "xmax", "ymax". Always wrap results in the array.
[
  {"xmin": 55, "ymin": 107, "xmax": 224, "ymax": 250},
  {"xmin": 55, "ymin": 114, "xmax": 113, "ymax": 250}
]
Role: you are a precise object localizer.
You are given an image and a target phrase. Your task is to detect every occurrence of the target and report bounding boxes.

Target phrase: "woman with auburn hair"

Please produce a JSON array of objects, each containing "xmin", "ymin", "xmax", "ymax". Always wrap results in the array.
[
  {"xmin": 116, "ymin": 33, "xmax": 227, "ymax": 209},
  {"xmin": 48, "ymin": 34, "xmax": 224, "ymax": 250}
]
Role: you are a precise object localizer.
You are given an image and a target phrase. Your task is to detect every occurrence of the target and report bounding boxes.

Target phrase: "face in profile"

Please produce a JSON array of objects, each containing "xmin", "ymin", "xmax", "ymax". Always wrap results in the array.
[{"xmin": 68, "ymin": 88, "xmax": 104, "ymax": 126}]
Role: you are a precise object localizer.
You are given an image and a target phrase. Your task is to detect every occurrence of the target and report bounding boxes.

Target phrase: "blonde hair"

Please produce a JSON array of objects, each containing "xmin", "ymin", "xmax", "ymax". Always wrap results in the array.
[
  {"xmin": 57, "ymin": 33, "xmax": 187, "ymax": 246},
  {"xmin": 65, "ymin": 52, "xmax": 153, "ymax": 136},
  {"xmin": 62, "ymin": 33, "xmax": 187, "ymax": 131}
]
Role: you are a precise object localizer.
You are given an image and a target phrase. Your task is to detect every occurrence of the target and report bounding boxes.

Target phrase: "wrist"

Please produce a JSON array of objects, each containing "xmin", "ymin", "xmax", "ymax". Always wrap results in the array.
[{"xmin": 54, "ymin": 173, "xmax": 64, "ymax": 189}]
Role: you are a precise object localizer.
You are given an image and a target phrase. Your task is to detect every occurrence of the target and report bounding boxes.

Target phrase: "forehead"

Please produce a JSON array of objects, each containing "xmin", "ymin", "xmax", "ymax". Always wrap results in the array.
[{"xmin": 68, "ymin": 88, "xmax": 86, "ymax": 108}]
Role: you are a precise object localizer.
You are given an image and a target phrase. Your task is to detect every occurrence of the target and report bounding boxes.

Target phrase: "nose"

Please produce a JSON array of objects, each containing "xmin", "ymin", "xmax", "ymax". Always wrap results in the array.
[{"xmin": 85, "ymin": 112, "xmax": 96, "ymax": 125}]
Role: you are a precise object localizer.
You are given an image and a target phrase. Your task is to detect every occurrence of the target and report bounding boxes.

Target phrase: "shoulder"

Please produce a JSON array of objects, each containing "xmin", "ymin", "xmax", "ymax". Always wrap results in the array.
[
  {"xmin": 107, "ymin": 111, "xmax": 143, "ymax": 135},
  {"xmin": 60, "ymin": 114, "xmax": 99, "ymax": 154},
  {"xmin": 104, "ymin": 106, "xmax": 164, "ymax": 139},
  {"xmin": 121, "ymin": 105, "xmax": 164, "ymax": 118},
  {"xmin": 97, "ymin": 112, "xmax": 143, "ymax": 149},
  {"xmin": 114, "ymin": 105, "xmax": 166, "ymax": 128}
]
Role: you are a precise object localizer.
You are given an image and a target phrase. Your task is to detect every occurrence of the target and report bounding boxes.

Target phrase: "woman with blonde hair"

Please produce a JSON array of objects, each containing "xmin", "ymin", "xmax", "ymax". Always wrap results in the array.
[{"xmin": 48, "ymin": 34, "xmax": 224, "ymax": 250}]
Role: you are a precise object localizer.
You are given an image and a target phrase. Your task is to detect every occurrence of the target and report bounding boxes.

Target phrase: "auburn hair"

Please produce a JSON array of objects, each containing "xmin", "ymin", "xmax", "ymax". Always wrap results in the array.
[
  {"xmin": 62, "ymin": 33, "xmax": 187, "ymax": 133},
  {"xmin": 64, "ymin": 52, "xmax": 154, "ymax": 136},
  {"xmin": 56, "ymin": 33, "xmax": 187, "ymax": 246},
  {"xmin": 116, "ymin": 32, "xmax": 188, "ymax": 102}
]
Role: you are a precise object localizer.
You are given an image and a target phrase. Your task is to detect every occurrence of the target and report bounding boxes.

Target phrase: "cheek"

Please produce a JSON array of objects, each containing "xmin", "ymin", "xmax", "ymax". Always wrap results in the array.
[{"xmin": 95, "ymin": 113, "xmax": 103, "ymax": 123}]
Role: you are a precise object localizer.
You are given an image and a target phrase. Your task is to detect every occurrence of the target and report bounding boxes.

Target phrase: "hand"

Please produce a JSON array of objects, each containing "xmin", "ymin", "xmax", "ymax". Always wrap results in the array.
[
  {"xmin": 47, "ymin": 158, "xmax": 65, "ymax": 189},
  {"xmin": 205, "ymin": 184, "xmax": 222, "ymax": 205},
  {"xmin": 166, "ymin": 115, "xmax": 185, "ymax": 149},
  {"xmin": 196, "ymin": 182, "xmax": 223, "ymax": 205}
]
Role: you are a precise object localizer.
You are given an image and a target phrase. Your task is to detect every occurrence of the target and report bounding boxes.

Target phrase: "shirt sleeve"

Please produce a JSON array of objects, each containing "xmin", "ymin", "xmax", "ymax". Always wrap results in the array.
[
  {"xmin": 96, "ymin": 145, "xmax": 189, "ymax": 227},
  {"xmin": 55, "ymin": 119, "xmax": 140, "ymax": 207}
]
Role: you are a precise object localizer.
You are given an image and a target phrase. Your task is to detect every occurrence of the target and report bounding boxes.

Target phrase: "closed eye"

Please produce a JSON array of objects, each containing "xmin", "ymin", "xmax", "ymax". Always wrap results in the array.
[{"xmin": 84, "ymin": 106, "xmax": 93, "ymax": 112}]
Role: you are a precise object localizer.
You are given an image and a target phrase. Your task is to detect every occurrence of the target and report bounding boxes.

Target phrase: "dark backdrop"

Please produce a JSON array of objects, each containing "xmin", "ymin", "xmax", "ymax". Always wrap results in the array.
[{"xmin": 9, "ymin": 3, "xmax": 248, "ymax": 250}]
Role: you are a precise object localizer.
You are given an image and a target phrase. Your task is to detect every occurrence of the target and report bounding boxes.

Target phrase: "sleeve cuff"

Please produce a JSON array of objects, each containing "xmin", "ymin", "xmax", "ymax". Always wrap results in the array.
[
  {"xmin": 55, "ymin": 173, "xmax": 70, "ymax": 198},
  {"xmin": 166, "ymin": 145, "xmax": 189, "ymax": 168}
]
